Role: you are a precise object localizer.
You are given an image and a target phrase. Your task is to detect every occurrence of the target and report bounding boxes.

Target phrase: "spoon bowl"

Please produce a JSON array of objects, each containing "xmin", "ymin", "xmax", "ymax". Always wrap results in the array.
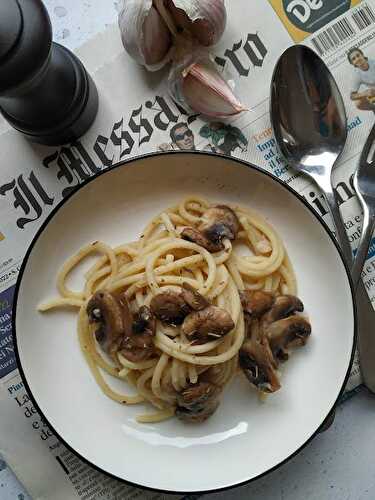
[{"xmin": 271, "ymin": 45, "xmax": 347, "ymax": 184}]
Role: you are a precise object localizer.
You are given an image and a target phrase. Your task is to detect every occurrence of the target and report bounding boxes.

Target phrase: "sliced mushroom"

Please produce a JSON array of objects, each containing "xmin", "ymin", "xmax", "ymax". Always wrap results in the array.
[
  {"xmin": 175, "ymin": 381, "xmax": 221, "ymax": 423},
  {"xmin": 117, "ymin": 291, "xmax": 133, "ymax": 338},
  {"xmin": 181, "ymin": 205, "xmax": 240, "ymax": 253},
  {"xmin": 240, "ymin": 291, "xmax": 311, "ymax": 392},
  {"xmin": 240, "ymin": 290, "xmax": 275, "ymax": 318},
  {"xmin": 181, "ymin": 226, "xmax": 224, "ymax": 252},
  {"xmin": 150, "ymin": 291, "xmax": 190, "ymax": 325},
  {"xmin": 263, "ymin": 294, "xmax": 304, "ymax": 324},
  {"xmin": 180, "ymin": 282, "xmax": 210, "ymax": 311},
  {"xmin": 266, "ymin": 315, "xmax": 312, "ymax": 362},
  {"xmin": 87, "ymin": 291, "xmax": 129, "ymax": 354},
  {"xmin": 199, "ymin": 205, "xmax": 240, "ymax": 242},
  {"xmin": 120, "ymin": 306, "xmax": 156, "ymax": 363},
  {"xmin": 239, "ymin": 320, "xmax": 281, "ymax": 393},
  {"xmin": 199, "ymin": 365, "xmax": 223, "ymax": 385},
  {"xmin": 132, "ymin": 305, "xmax": 156, "ymax": 335},
  {"xmin": 182, "ymin": 305, "xmax": 234, "ymax": 344}
]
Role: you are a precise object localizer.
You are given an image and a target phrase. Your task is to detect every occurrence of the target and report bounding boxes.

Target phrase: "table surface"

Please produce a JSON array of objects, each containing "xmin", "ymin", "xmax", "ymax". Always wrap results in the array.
[{"xmin": 1, "ymin": 1, "xmax": 375, "ymax": 499}]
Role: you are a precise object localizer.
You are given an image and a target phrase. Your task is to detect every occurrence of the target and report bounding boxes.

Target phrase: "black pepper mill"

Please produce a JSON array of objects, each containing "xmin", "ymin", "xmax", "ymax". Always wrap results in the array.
[{"xmin": 0, "ymin": 0, "xmax": 99, "ymax": 146}]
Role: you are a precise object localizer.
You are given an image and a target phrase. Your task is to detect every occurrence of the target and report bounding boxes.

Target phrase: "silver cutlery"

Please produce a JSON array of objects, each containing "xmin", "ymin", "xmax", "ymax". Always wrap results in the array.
[
  {"xmin": 271, "ymin": 44, "xmax": 375, "ymax": 393},
  {"xmin": 352, "ymin": 123, "xmax": 375, "ymax": 289}
]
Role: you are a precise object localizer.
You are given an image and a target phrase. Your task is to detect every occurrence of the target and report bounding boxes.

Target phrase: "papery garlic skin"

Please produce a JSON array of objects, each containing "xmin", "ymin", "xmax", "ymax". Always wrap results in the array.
[
  {"xmin": 168, "ymin": 0, "xmax": 227, "ymax": 46},
  {"xmin": 169, "ymin": 56, "xmax": 246, "ymax": 118},
  {"xmin": 119, "ymin": 0, "xmax": 172, "ymax": 71}
]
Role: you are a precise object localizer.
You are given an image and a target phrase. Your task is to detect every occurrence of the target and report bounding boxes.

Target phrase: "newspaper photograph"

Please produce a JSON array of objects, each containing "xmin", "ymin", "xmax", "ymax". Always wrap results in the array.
[{"xmin": 1, "ymin": 0, "xmax": 375, "ymax": 497}]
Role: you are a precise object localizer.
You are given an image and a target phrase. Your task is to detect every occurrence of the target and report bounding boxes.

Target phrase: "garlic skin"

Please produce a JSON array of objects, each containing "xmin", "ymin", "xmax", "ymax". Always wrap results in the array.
[
  {"xmin": 168, "ymin": 0, "xmax": 227, "ymax": 47},
  {"xmin": 169, "ymin": 56, "xmax": 246, "ymax": 118},
  {"xmin": 119, "ymin": 0, "xmax": 172, "ymax": 71}
]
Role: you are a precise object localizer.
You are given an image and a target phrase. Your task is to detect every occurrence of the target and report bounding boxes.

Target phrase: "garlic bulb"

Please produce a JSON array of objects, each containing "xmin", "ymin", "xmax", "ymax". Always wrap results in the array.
[
  {"xmin": 119, "ymin": 0, "xmax": 172, "ymax": 71},
  {"xmin": 169, "ymin": 56, "xmax": 246, "ymax": 118},
  {"xmin": 118, "ymin": 0, "xmax": 245, "ymax": 119},
  {"xmin": 119, "ymin": 0, "xmax": 227, "ymax": 70},
  {"xmin": 167, "ymin": 0, "xmax": 227, "ymax": 47}
]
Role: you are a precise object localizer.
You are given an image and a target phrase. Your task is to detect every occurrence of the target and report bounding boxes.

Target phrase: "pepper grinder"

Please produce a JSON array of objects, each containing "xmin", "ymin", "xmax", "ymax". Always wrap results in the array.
[{"xmin": 0, "ymin": 0, "xmax": 99, "ymax": 146}]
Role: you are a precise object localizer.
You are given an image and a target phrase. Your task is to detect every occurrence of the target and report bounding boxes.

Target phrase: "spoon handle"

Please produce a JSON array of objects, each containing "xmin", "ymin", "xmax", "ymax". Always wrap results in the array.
[
  {"xmin": 322, "ymin": 189, "xmax": 354, "ymax": 265},
  {"xmin": 352, "ymin": 203, "xmax": 375, "ymax": 289}
]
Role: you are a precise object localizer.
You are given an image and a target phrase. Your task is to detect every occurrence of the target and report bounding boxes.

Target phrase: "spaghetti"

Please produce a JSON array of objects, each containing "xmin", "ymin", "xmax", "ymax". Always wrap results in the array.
[{"xmin": 38, "ymin": 196, "xmax": 302, "ymax": 424}]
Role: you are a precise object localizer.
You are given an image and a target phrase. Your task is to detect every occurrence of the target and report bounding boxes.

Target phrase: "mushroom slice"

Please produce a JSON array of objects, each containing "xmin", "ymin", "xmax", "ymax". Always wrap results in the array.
[
  {"xmin": 117, "ymin": 291, "xmax": 133, "ymax": 338},
  {"xmin": 181, "ymin": 205, "xmax": 240, "ymax": 253},
  {"xmin": 176, "ymin": 381, "xmax": 221, "ymax": 423},
  {"xmin": 120, "ymin": 306, "xmax": 156, "ymax": 363},
  {"xmin": 132, "ymin": 305, "xmax": 156, "ymax": 336},
  {"xmin": 182, "ymin": 305, "xmax": 235, "ymax": 344},
  {"xmin": 180, "ymin": 282, "xmax": 209, "ymax": 311},
  {"xmin": 181, "ymin": 226, "xmax": 224, "ymax": 252},
  {"xmin": 150, "ymin": 291, "xmax": 190, "ymax": 325},
  {"xmin": 263, "ymin": 294, "xmax": 304, "ymax": 324},
  {"xmin": 199, "ymin": 365, "xmax": 224, "ymax": 385},
  {"xmin": 199, "ymin": 205, "xmax": 240, "ymax": 242},
  {"xmin": 86, "ymin": 291, "xmax": 126, "ymax": 353},
  {"xmin": 240, "ymin": 290, "xmax": 275, "ymax": 318},
  {"xmin": 239, "ymin": 320, "xmax": 280, "ymax": 393},
  {"xmin": 266, "ymin": 315, "xmax": 312, "ymax": 362}
]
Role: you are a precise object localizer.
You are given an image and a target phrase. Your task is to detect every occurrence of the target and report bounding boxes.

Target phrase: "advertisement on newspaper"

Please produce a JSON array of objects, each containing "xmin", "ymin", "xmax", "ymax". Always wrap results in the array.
[{"xmin": 1, "ymin": 0, "xmax": 374, "ymax": 497}]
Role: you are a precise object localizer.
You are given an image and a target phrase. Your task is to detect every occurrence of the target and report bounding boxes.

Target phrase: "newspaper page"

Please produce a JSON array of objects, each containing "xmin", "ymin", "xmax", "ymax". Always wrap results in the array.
[{"xmin": 1, "ymin": 0, "xmax": 375, "ymax": 497}]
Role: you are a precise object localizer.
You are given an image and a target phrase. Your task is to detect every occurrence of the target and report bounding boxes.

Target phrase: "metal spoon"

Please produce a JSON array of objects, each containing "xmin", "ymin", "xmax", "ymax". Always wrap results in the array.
[
  {"xmin": 271, "ymin": 44, "xmax": 375, "ymax": 393},
  {"xmin": 270, "ymin": 45, "xmax": 352, "ymax": 264},
  {"xmin": 352, "ymin": 123, "xmax": 375, "ymax": 289}
]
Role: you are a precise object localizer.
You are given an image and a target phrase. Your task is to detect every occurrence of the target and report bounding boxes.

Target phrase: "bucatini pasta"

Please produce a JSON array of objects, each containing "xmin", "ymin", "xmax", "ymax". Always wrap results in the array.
[{"xmin": 38, "ymin": 197, "xmax": 311, "ymax": 424}]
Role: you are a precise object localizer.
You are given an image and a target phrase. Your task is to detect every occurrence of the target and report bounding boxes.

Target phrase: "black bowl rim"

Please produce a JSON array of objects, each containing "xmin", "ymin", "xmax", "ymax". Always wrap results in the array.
[{"xmin": 12, "ymin": 150, "xmax": 357, "ymax": 495}]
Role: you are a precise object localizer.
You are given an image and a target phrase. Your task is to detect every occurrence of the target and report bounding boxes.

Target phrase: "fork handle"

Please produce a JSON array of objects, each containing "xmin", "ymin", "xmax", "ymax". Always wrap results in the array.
[
  {"xmin": 316, "ymin": 178, "xmax": 375, "ymax": 393},
  {"xmin": 352, "ymin": 204, "xmax": 375, "ymax": 289}
]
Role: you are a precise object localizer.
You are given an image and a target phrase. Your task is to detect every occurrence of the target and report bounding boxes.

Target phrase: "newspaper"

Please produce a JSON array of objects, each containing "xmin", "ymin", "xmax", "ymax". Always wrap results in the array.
[{"xmin": 1, "ymin": 0, "xmax": 375, "ymax": 497}]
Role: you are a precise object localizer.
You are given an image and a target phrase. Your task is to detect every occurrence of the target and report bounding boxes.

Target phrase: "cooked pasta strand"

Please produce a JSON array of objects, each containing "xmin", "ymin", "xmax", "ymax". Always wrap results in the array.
[{"xmin": 38, "ymin": 196, "xmax": 301, "ymax": 424}]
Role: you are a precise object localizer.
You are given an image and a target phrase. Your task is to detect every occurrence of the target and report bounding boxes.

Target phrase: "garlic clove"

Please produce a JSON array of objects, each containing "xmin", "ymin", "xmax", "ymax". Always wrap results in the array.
[
  {"xmin": 118, "ymin": 0, "xmax": 172, "ymax": 70},
  {"xmin": 143, "ymin": 6, "xmax": 172, "ymax": 65},
  {"xmin": 167, "ymin": 0, "xmax": 227, "ymax": 46},
  {"xmin": 180, "ymin": 62, "xmax": 246, "ymax": 117}
]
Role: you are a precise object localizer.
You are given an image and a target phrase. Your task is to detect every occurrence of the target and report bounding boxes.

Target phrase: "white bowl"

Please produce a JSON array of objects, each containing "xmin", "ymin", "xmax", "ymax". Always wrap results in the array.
[{"xmin": 14, "ymin": 152, "xmax": 356, "ymax": 493}]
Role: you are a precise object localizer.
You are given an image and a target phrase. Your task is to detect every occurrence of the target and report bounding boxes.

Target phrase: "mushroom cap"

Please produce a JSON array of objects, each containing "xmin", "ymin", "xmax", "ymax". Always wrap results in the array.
[
  {"xmin": 181, "ymin": 305, "xmax": 235, "ymax": 343},
  {"xmin": 240, "ymin": 290, "xmax": 275, "ymax": 318},
  {"xmin": 239, "ymin": 320, "xmax": 281, "ymax": 393},
  {"xmin": 180, "ymin": 282, "xmax": 209, "ymax": 311},
  {"xmin": 150, "ymin": 290, "xmax": 191, "ymax": 325},
  {"xmin": 199, "ymin": 205, "xmax": 240, "ymax": 242},
  {"xmin": 266, "ymin": 315, "xmax": 312, "ymax": 361},
  {"xmin": 132, "ymin": 305, "xmax": 156, "ymax": 335},
  {"xmin": 86, "ymin": 291, "xmax": 128, "ymax": 352},
  {"xmin": 181, "ymin": 226, "xmax": 224, "ymax": 252},
  {"xmin": 181, "ymin": 205, "xmax": 240, "ymax": 253},
  {"xmin": 120, "ymin": 306, "xmax": 156, "ymax": 363},
  {"xmin": 176, "ymin": 381, "xmax": 221, "ymax": 423},
  {"xmin": 263, "ymin": 294, "xmax": 304, "ymax": 324},
  {"xmin": 132, "ymin": 306, "xmax": 156, "ymax": 336}
]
